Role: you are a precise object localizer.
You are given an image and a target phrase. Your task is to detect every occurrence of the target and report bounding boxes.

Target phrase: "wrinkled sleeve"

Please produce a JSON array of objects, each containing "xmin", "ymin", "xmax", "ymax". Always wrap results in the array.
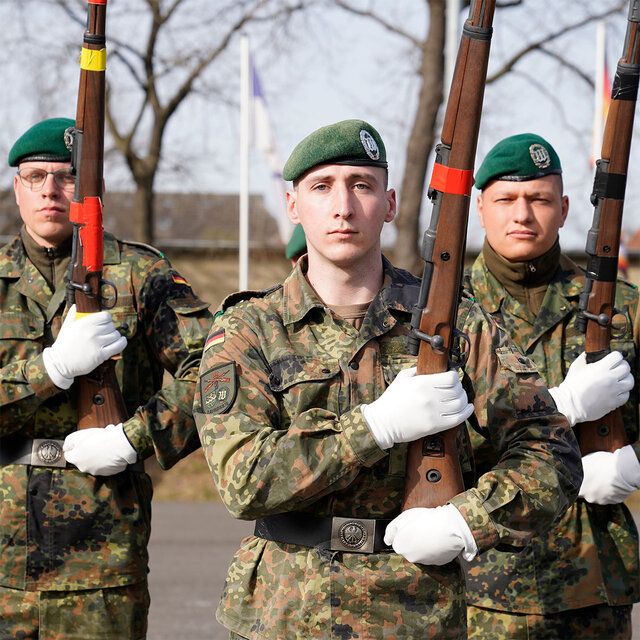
[
  {"xmin": 0, "ymin": 352, "xmax": 62, "ymax": 435},
  {"xmin": 194, "ymin": 304, "xmax": 386, "ymax": 520},
  {"xmin": 450, "ymin": 302, "xmax": 582, "ymax": 553},
  {"xmin": 123, "ymin": 258, "xmax": 212, "ymax": 469}
]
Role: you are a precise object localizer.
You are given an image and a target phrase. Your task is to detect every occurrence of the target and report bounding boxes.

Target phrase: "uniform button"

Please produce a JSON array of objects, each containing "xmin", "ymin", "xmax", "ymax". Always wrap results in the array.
[
  {"xmin": 518, "ymin": 357, "xmax": 528, "ymax": 364},
  {"xmin": 321, "ymin": 368, "xmax": 331, "ymax": 374},
  {"xmin": 382, "ymin": 320, "xmax": 389, "ymax": 328},
  {"xmin": 29, "ymin": 488, "xmax": 38, "ymax": 496},
  {"xmin": 349, "ymin": 362, "xmax": 359, "ymax": 370}
]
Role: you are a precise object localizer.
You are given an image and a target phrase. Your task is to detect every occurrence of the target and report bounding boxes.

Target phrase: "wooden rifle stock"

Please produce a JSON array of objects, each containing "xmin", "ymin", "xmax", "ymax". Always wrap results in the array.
[
  {"xmin": 575, "ymin": 0, "xmax": 639, "ymax": 455},
  {"xmin": 67, "ymin": 0, "xmax": 128, "ymax": 429},
  {"xmin": 403, "ymin": 0, "xmax": 496, "ymax": 510}
]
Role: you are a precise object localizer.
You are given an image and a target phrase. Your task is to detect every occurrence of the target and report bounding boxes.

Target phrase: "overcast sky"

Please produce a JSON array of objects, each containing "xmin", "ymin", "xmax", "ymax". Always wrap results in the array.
[{"xmin": 1, "ymin": 0, "xmax": 638, "ymax": 252}]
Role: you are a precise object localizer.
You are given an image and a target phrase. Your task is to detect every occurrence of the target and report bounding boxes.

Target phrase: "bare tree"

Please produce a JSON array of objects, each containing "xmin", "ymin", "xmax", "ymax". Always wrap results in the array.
[
  {"xmin": 49, "ymin": 0, "xmax": 304, "ymax": 243},
  {"xmin": 333, "ymin": 0, "xmax": 627, "ymax": 272}
]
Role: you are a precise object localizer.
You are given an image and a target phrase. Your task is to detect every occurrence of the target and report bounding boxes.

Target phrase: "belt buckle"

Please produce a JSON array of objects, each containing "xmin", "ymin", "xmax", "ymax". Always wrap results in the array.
[
  {"xmin": 330, "ymin": 516, "xmax": 375, "ymax": 553},
  {"xmin": 31, "ymin": 439, "xmax": 66, "ymax": 468}
]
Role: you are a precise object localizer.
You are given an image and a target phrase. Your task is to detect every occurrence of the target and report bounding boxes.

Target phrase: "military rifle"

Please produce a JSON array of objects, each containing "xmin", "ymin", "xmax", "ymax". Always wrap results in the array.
[
  {"xmin": 575, "ymin": 0, "xmax": 640, "ymax": 455},
  {"xmin": 66, "ymin": 0, "xmax": 128, "ymax": 429},
  {"xmin": 403, "ymin": 0, "xmax": 496, "ymax": 510}
]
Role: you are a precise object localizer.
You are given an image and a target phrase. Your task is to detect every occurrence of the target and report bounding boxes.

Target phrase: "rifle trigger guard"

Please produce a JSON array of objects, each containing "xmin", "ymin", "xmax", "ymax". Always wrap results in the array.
[
  {"xmin": 100, "ymin": 279, "xmax": 118, "ymax": 310},
  {"xmin": 450, "ymin": 330, "xmax": 470, "ymax": 369}
]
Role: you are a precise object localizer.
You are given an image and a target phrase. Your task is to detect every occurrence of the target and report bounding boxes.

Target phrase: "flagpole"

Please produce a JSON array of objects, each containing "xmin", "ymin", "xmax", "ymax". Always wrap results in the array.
[
  {"xmin": 591, "ymin": 20, "xmax": 606, "ymax": 166},
  {"xmin": 239, "ymin": 35, "xmax": 250, "ymax": 290},
  {"xmin": 445, "ymin": 0, "xmax": 462, "ymax": 100}
]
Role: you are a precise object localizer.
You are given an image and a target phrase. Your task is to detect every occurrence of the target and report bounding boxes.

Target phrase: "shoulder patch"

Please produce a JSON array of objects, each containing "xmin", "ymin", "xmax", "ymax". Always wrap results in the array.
[
  {"xmin": 221, "ymin": 284, "xmax": 282, "ymax": 311},
  {"xmin": 200, "ymin": 362, "xmax": 237, "ymax": 414}
]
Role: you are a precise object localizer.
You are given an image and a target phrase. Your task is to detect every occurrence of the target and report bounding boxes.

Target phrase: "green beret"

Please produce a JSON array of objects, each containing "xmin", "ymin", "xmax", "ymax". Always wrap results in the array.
[
  {"xmin": 283, "ymin": 119, "xmax": 387, "ymax": 182},
  {"xmin": 285, "ymin": 224, "xmax": 306, "ymax": 260},
  {"xmin": 475, "ymin": 133, "xmax": 562, "ymax": 190},
  {"xmin": 8, "ymin": 117, "xmax": 75, "ymax": 167}
]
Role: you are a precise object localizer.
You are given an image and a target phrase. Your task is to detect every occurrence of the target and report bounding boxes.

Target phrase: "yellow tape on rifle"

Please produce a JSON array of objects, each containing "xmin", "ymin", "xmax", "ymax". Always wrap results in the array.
[{"xmin": 80, "ymin": 47, "xmax": 107, "ymax": 71}]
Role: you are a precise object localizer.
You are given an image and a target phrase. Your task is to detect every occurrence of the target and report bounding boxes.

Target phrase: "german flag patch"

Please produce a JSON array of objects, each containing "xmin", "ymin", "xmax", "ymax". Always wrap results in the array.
[
  {"xmin": 171, "ymin": 273, "xmax": 190, "ymax": 287},
  {"xmin": 204, "ymin": 329, "xmax": 225, "ymax": 352}
]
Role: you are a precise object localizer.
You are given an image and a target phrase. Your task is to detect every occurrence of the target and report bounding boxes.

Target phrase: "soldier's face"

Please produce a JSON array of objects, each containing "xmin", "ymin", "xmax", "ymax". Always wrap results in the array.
[
  {"xmin": 286, "ymin": 164, "xmax": 396, "ymax": 269},
  {"xmin": 477, "ymin": 175, "xmax": 569, "ymax": 262},
  {"xmin": 14, "ymin": 161, "xmax": 74, "ymax": 248}
]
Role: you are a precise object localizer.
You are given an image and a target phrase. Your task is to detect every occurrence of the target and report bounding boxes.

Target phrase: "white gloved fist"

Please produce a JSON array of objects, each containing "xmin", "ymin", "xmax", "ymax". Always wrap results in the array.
[
  {"xmin": 579, "ymin": 445, "xmax": 640, "ymax": 505},
  {"xmin": 361, "ymin": 367, "xmax": 474, "ymax": 450},
  {"xmin": 548, "ymin": 351, "xmax": 633, "ymax": 427},
  {"xmin": 63, "ymin": 423, "xmax": 137, "ymax": 476},
  {"xmin": 384, "ymin": 504, "xmax": 478, "ymax": 566},
  {"xmin": 43, "ymin": 305, "xmax": 127, "ymax": 390}
]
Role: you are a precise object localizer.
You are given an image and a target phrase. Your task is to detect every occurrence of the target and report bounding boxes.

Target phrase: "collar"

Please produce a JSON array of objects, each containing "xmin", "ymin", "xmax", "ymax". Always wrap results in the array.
[
  {"xmin": 0, "ymin": 229, "xmax": 122, "ymax": 278},
  {"xmin": 469, "ymin": 249, "xmax": 584, "ymax": 314},
  {"xmin": 282, "ymin": 255, "xmax": 418, "ymax": 326}
]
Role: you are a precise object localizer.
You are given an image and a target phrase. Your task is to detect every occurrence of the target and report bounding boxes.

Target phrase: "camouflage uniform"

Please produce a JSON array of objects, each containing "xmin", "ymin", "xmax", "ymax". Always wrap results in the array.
[
  {"xmin": 194, "ymin": 256, "xmax": 582, "ymax": 640},
  {"xmin": 0, "ymin": 230, "xmax": 211, "ymax": 638},
  {"xmin": 464, "ymin": 251, "xmax": 639, "ymax": 638}
]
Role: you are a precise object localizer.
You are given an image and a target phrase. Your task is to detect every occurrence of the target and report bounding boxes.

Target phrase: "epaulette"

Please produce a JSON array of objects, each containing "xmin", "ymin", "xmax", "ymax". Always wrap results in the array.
[
  {"xmin": 120, "ymin": 239, "xmax": 167, "ymax": 261},
  {"xmin": 220, "ymin": 284, "xmax": 282, "ymax": 313}
]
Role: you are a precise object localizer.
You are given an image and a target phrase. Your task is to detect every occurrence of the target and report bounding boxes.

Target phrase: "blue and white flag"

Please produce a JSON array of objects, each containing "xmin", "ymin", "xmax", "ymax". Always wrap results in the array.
[{"xmin": 251, "ymin": 59, "xmax": 291, "ymax": 243}]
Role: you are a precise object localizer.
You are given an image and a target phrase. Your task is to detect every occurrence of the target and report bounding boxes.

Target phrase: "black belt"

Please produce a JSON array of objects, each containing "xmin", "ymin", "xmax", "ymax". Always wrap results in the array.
[
  {"xmin": 0, "ymin": 437, "xmax": 144, "ymax": 472},
  {"xmin": 254, "ymin": 512, "xmax": 393, "ymax": 554}
]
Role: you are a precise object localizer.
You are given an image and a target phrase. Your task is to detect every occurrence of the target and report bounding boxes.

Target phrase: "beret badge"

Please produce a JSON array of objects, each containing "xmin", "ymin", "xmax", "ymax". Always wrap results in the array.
[
  {"xmin": 360, "ymin": 129, "xmax": 380, "ymax": 160},
  {"xmin": 529, "ymin": 143, "xmax": 551, "ymax": 169}
]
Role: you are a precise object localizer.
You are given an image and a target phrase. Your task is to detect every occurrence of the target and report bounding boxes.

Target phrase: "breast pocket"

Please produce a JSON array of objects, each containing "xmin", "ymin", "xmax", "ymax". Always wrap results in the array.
[
  {"xmin": 167, "ymin": 297, "xmax": 211, "ymax": 351},
  {"xmin": 0, "ymin": 312, "xmax": 44, "ymax": 366},
  {"xmin": 381, "ymin": 354, "xmax": 417, "ymax": 386},
  {"xmin": 268, "ymin": 355, "xmax": 341, "ymax": 424}
]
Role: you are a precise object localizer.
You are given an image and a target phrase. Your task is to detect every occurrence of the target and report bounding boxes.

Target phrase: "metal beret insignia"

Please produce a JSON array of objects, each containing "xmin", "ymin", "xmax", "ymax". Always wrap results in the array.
[
  {"xmin": 529, "ymin": 143, "xmax": 551, "ymax": 169},
  {"xmin": 360, "ymin": 129, "xmax": 380, "ymax": 160},
  {"xmin": 200, "ymin": 362, "xmax": 237, "ymax": 414}
]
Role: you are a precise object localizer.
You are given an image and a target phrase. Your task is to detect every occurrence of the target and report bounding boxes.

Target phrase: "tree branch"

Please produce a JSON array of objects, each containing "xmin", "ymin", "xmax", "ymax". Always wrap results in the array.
[{"xmin": 487, "ymin": 0, "xmax": 626, "ymax": 83}]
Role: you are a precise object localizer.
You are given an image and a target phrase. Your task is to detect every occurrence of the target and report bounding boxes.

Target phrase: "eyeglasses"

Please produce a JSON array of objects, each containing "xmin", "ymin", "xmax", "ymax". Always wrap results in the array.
[{"xmin": 17, "ymin": 168, "xmax": 76, "ymax": 191}]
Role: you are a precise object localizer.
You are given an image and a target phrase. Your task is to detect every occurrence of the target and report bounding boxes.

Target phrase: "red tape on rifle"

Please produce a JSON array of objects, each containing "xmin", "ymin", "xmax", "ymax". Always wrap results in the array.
[
  {"xmin": 89, "ymin": 0, "xmax": 107, "ymax": 5},
  {"xmin": 69, "ymin": 197, "xmax": 104, "ymax": 272},
  {"xmin": 429, "ymin": 163, "xmax": 473, "ymax": 196}
]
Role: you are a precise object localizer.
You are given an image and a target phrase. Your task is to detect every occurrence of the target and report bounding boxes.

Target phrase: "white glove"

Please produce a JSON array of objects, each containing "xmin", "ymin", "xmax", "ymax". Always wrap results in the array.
[
  {"xmin": 579, "ymin": 445, "xmax": 640, "ymax": 505},
  {"xmin": 361, "ymin": 367, "xmax": 474, "ymax": 450},
  {"xmin": 384, "ymin": 504, "xmax": 478, "ymax": 565},
  {"xmin": 43, "ymin": 305, "xmax": 127, "ymax": 390},
  {"xmin": 548, "ymin": 351, "xmax": 633, "ymax": 427},
  {"xmin": 63, "ymin": 423, "xmax": 138, "ymax": 476}
]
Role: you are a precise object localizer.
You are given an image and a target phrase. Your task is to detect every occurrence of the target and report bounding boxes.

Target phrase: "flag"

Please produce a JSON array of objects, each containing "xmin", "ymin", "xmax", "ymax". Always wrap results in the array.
[
  {"xmin": 618, "ymin": 235, "xmax": 629, "ymax": 278},
  {"xmin": 250, "ymin": 59, "xmax": 291, "ymax": 244}
]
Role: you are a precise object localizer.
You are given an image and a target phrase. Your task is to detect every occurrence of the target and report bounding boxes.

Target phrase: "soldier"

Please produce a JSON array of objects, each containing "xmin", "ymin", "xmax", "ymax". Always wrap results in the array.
[
  {"xmin": 0, "ymin": 118, "xmax": 212, "ymax": 639},
  {"xmin": 285, "ymin": 222, "xmax": 306, "ymax": 265},
  {"xmin": 194, "ymin": 119, "xmax": 584, "ymax": 639},
  {"xmin": 464, "ymin": 133, "xmax": 639, "ymax": 639}
]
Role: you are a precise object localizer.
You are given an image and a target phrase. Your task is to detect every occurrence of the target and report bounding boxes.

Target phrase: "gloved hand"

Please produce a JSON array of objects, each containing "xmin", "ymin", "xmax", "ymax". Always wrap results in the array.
[
  {"xmin": 548, "ymin": 351, "xmax": 633, "ymax": 427},
  {"xmin": 361, "ymin": 367, "xmax": 474, "ymax": 450},
  {"xmin": 64, "ymin": 423, "xmax": 138, "ymax": 476},
  {"xmin": 43, "ymin": 305, "xmax": 127, "ymax": 390},
  {"xmin": 579, "ymin": 445, "xmax": 640, "ymax": 505},
  {"xmin": 384, "ymin": 504, "xmax": 478, "ymax": 565}
]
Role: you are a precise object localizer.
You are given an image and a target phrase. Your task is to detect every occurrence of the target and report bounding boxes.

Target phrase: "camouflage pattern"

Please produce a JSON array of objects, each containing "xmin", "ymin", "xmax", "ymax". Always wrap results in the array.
[
  {"xmin": 463, "ymin": 252, "xmax": 640, "ymax": 616},
  {"xmin": 0, "ymin": 581, "xmax": 149, "ymax": 639},
  {"xmin": 467, "ymin": 602, "xmax": 632, "ymax": 640},
  {"xmin": 0, "ymin": 230, "xmax": 212, "ymax": 591},
  {"xmin": 194, "ymin": 256, "xmax": 582, "ymax": 639}
]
